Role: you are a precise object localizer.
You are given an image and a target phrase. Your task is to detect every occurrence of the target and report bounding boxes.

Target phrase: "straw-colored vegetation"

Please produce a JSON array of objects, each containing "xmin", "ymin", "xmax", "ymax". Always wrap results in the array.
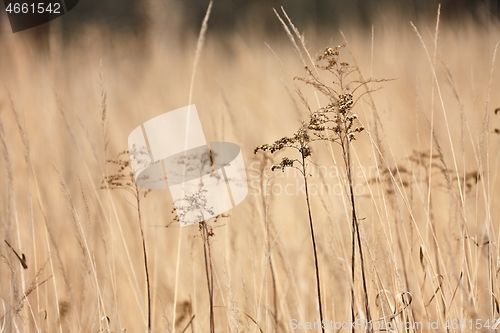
[{"xmin": 0, "ymin": 4, "xmax": 500, "ymax": 333}]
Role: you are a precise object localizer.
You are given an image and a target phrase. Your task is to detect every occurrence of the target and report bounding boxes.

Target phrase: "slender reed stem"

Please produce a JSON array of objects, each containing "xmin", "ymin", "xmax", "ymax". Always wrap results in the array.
[
  {"xmin": 135, "ymin": 186, "xmax": 152, "ymax": 332},
  {"xmin": 350, "ymin": 209, "xmax": 356, "ymax": 333},
  {"xmin": 345, "ymin": 142, "xmax": 371, "ymax": 333},
  {"xmin": 264, "ymin": 200, "xmax": 279, "ymax": 331},
  {"xmin": 201, "ymin": 222, "xmax": 215, "ymax": 333},
  {"xmin": 301, "ymin": 148, "xmax": 325, "ymax": 333}
]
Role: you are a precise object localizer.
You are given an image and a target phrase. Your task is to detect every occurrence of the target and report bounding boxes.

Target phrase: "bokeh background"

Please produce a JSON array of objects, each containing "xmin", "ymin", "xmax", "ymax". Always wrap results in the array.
[{"xmin": 1, "ymin": 1, "xmax": 500, "ymax": 332}]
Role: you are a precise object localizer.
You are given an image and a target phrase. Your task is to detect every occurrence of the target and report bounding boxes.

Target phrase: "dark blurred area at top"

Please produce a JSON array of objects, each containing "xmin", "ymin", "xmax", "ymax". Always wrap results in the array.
[
  {"xmin": 1, "ymin": 0, "xmax": 500, "ymax": 37},
  {"xmin": 182, "ymin": 0, "xmax": 500, "ymax": 33}
]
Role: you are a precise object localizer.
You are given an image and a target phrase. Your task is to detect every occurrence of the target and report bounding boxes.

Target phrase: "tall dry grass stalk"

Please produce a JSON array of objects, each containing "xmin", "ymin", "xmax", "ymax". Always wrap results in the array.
[{"xmin": 171, "ymin": 2, "xmax": 213, "ymax": 333}]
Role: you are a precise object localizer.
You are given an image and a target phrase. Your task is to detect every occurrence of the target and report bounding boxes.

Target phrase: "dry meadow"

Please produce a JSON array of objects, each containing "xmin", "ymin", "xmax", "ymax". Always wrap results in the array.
[{"xmin": 0, "ymin": 4, "xmax": 500, "ymax": 333}]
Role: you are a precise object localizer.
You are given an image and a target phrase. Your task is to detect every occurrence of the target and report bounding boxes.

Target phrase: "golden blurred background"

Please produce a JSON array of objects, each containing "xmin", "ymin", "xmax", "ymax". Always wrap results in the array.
[{"xmin": 1, "ymin": 1, "xmax": 500, "ymax": 332}]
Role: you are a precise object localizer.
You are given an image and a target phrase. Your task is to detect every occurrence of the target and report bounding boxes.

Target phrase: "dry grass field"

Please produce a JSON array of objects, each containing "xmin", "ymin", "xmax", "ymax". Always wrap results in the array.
[{"xmin": 0, "ymin": 3, "xmax": 500, "ymax": 333}]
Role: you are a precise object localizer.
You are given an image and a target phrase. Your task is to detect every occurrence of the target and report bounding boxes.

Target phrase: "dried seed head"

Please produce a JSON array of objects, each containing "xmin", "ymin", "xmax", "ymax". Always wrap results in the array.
[{"xmin": 338, "ymin": 94, "xmax": 353, "ymax": 114}]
